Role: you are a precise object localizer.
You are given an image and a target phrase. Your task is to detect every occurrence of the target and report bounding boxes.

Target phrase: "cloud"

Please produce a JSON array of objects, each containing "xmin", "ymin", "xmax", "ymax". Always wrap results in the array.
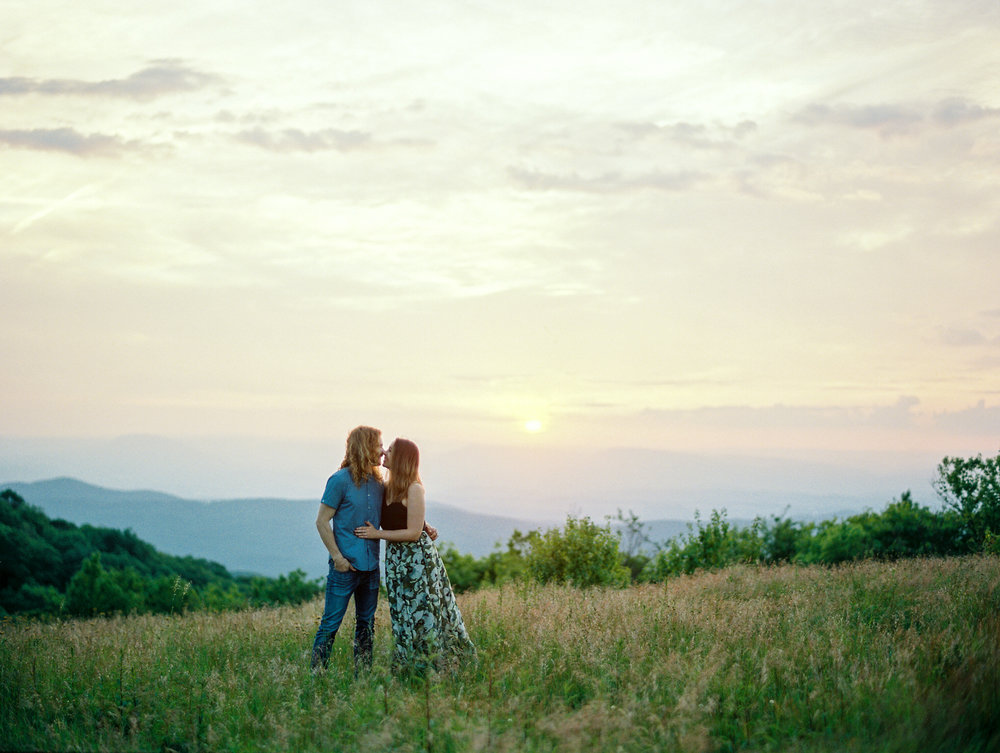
[
  {"xmin": 933, "ymin": 400, "xmax": 1000, "ymax": 436},
  {"xmin": 10, "ymin": 181, "xmax": 110, "ymax": 235},
  {"xmin": 0, "ymin": 128, "xmax": 132, "ymax": 156},
  {"xmin": 942, "ymin": 327, "xmax": 989, "ymax": 347},
  {"xmin": 634, "ymin": 397, "xmax": 924, "ymax": 432},
  {"xmin": 933, "ymin": 98, "xmax": 1000, "ymax": 126},
  {"xmin": 792, "ymin": 97, "xmax": 1000, "ymax": 136},
  {"xmin": 628, "ymin": 398, "xmax": 1000, "ymax": 443},
  {"xmin": 867, "ymin": 396, "xmax": 922, "ymax": 430},
  {"xmin": 618, "ymin": 119, "xmax": 757, "ymax": 149},
  {"xmin": 508, "ymin": 166, "xmax": 704, "ymax": 193},
  {"xmin": 0, "ymin": 60, "xmax": 221, "ymax": 101},
  {"xmin": 235, "ymin": 127, "xmax": 372, "ymax": 152},
  {"xmin": 793, "ymin": 103, "xmax": 923, "ymax": 134}
]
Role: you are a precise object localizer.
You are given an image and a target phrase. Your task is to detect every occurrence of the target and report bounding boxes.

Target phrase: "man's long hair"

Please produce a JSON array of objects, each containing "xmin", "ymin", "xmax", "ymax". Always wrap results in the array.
[
  {"xmin": 385, "ymin": 438, "xmax": 421, "ymax": 504},
  {"xmin": 340, "ymin": 426, "xmax": 383, "ymax": 486}
]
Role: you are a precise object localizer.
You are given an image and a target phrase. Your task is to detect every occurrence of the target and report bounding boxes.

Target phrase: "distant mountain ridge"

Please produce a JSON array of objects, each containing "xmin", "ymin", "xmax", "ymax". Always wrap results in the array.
[
  {"xmin": 3, "ymin": 478, "xmax": 600, "ymax": 579},
  {"xmin": 2, "ymin": 475, "xmax": 874, "ymax": 580}
]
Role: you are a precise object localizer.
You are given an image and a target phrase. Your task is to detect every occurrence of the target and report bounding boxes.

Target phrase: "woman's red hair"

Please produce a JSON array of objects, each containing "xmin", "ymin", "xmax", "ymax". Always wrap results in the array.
[{"xmin": 385, "ymin": 438, "xmax": 421, "ymax": 504}]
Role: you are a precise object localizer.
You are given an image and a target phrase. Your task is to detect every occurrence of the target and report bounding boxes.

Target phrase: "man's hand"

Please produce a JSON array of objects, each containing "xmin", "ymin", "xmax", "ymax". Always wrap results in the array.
[
  {"xmin": 332, "ymin": 555, "xmax": 354, "ymax": 572},
  {"xmin": 317, "ymin": 504, "xmax": 354, "ymax": 571},
  {"xmin": 423, "ymin": 522, "xmax": 438, "ymax": 541}
]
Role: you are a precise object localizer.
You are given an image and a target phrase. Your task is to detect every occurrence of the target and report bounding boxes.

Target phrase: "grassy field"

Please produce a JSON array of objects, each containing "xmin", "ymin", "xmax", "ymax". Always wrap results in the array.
[{"xmin": 2, "ymin": 555, "xmax": 998, "ymax": 752}]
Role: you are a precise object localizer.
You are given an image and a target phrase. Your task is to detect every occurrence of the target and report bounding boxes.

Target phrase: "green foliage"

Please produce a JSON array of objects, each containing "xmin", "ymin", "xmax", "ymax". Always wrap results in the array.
[
  {"xmin": 796, "ymin": 519, "xmax": 874, "ymax": 565},
  {"xmin": 643, "ymin": 509, "xmax": 764, "ymax": 579},
  {"xmin": 795, "ymin": 492, "xmax": 968, "ymax": 566},
  {"xmin": 934, "ymin": 451, "xmax": 1000, "ymax": 551},
  {"xmin": 440, "ymin": 529, "xmax": 536, "ymax": 592},
  {"xmin": 526, "ymin": 515, "xmax": 630, "ymax": 588},
  {"xmin": 432, "ymin": 452, "xmax": 1000, "ymax": 591},
  {"xmin": 0, "ymin": 582, "xmax": 63, "ymax": 616},
  {"xmin": 438, "ymin": 544, "xmax": 488, "ymax": 593},
  {"xmin": 65, "ymin": 553, "xmax": 144, "ymax": 617},
  {"xmin": 144, "ymin": 575, "xmax": 201, "ymax": 614},
  {"xmin": 244, "ymin": 569, "xmax": 320, "ymax": 607},
  {"xmin": 610, "ymin": 508, "xmax": 653, "ymax": 580},
  {"xmin": 0, "ymin": 489, "xmax": 320, "ymax": 619},
  {"xmin": 984, "ymin": 531, "xmax": 1000, "ymax": 555},
  {"xmin": 6, "ymin": 449, "xmax": 996, "ymax": 615},
  {"xmin": 761, "ymin": 511, "xmax": 810, "ymax": 564},
  {"xmin": 480, "ymin": 529, "xmax": 535, "ymax": 585},
  {"xmin": 641, "ymin": 483, "xmax": 983, "ymax": 579}
]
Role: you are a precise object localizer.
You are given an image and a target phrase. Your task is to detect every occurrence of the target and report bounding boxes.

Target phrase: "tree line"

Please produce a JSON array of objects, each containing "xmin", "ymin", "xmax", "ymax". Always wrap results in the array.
[
  {"xmin": 439, "ymin": 451, "xmax": 1000, "ymax": 591},
  {"xmin": 3, "ymin": 450, "xmax": 997, "ymax": 617},
  {"xmin": 0, "ymin": 489, "xmax": 319, "ymax": 618}
]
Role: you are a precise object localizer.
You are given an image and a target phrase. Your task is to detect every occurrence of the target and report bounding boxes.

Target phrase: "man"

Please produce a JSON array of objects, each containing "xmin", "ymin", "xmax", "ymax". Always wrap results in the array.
[{"xmin": 310, "ymin": 425, "xmax": 436, "ymax": 671}]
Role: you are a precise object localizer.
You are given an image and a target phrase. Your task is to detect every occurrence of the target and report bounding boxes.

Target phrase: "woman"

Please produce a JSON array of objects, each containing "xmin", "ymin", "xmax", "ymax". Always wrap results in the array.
[{"xmin": 355, "ymin": 438, "xmax": 476, "ymax": 673}]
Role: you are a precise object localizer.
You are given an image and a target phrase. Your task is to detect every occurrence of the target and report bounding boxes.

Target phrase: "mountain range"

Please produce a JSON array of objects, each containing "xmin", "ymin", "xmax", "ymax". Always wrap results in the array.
[{"xmin": 2, "ymin": 477, "xmax": 695, "ymax": 579}]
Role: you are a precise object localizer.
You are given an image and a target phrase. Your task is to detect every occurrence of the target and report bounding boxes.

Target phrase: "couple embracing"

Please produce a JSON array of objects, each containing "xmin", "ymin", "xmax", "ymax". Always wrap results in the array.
[{"xmin": 310, "ymin": 426, "xmax": 476, "ymax": 674}]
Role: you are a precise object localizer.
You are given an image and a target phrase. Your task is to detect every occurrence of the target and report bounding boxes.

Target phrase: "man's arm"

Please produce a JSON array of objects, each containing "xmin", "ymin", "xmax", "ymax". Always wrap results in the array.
[{"xmin": 316, "ymin": 504, "xmax": 354, "ymax": 572}]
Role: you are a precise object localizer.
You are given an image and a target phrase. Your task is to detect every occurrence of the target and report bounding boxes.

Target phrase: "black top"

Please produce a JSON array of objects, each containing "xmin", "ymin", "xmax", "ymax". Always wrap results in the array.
[{"xmin": 381, "ymin": 500, "xmax": 408, "ymax": 530}]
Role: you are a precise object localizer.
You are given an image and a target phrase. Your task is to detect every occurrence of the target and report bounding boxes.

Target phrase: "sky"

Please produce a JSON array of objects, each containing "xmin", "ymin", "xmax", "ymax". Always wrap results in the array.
[{"xmin": 2, "ymin": 1, "xmax": 999, "ymax": 518}]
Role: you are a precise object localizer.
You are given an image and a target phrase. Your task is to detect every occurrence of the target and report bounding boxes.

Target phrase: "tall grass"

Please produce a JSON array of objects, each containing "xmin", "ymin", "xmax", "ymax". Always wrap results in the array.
[{"xmin": 2, "ymin": 555, "xmax": 998, "ymax": 752}]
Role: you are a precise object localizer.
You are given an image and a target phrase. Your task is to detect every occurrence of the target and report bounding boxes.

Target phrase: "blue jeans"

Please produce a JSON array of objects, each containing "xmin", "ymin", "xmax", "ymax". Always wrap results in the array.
[{"xmin": 311, "ymin": 564, "xmax": 380, "ymax": 670}]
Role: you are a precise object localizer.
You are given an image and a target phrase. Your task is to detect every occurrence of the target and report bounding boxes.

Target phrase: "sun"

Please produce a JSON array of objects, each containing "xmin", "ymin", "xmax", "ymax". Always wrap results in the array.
[{"xmin": 524, "ymin": 419, "xmax": 544, "ymax": 433}]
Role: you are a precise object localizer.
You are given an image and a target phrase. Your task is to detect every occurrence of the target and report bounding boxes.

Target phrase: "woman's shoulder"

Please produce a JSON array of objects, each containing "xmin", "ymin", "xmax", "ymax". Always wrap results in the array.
[{"xmin": 407, "ymin": 482, "xmax": 425, "ymax": 500}]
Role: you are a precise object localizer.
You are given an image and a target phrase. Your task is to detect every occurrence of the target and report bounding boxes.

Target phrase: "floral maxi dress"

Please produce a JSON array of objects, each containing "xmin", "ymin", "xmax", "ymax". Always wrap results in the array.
[{"xmin": 384, "ymin": 531, "xmax": 476, "ymax": 672}]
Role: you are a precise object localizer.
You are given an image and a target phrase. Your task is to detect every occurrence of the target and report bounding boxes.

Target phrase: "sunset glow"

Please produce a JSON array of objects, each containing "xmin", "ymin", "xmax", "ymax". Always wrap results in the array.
[{"xmin": 1, "ymin": 1, "xmax": 998, "ymax": 507}]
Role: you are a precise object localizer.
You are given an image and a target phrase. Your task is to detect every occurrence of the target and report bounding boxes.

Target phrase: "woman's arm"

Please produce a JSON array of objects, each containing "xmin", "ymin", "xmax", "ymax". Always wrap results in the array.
[{"xmin": 355, "ymin": 484, "xmax": 426, "ymax": 543}]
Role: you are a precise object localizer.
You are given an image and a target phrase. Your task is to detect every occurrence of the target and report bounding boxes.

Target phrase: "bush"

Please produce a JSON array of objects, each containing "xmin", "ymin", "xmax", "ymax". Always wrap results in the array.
[
  {"xmin": 868, "ymin": 491, "xmax": 958, "ymax": 558},
  {"xmin": 438, "ymin": 544, "xmax": 488, "ymax": 593},
  {"xmin": 643, "ymin": 509, "xmax": 763, "ymax": 579},
  {"xmin": 526, "ymin": 516, "xmax": 629, "ymax": 588},
  {"xmin": 145, "ymin": 575, "xmax": 199, "ymax": 614},
  {"xmin": 0, "ymin": 582, "xmax": 63, "ymax": 617},
  {"xmin": 245, "ymin": 569, "xmax": 322, "ymax": 606},
  {"xmin": 65, "ymin": 553, "xmax": 144, "ymax": 616},
  {"xmin": 797, "ymin": 520, "xmax": 873, "ymax": 565},
  {"xmin": 934, "ymin": 452, "xmax": 1000, "ymax": 551},
  {"xmin": 762, "ymin": 514, "xmax": 810, "ymax": 564}
]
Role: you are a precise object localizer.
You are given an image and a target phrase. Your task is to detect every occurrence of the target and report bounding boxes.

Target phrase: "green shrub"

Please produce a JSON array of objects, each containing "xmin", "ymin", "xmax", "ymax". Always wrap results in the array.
[
  {"xmin": 644, "ymin": 509, "xmax": 763, "ymax": 579},
  {"xmin": 65, "ymin": 552, "xmax": 144, "ymax": 616},
  {"xmin": 934, "ymin": 452, "xmax": 1000, "ymax": 551},
  {"xmin": 526, "ymin": 516, "xmax": 629, "ymax": 588}
]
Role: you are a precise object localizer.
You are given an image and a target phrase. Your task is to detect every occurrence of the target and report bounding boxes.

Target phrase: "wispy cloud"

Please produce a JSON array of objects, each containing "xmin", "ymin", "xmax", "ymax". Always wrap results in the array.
[
  {"xmin": 0, "ymin": 128, "xmax": 133, "ymax": 156},
  {"xmin": 631, "ymin": 397, "xmax": 1000, "ymax": 439},
  {"xmin": 0, "ymin": 60, "xmax": 220, "ymax": 101},
  {"xmin": 793, "ymin": 103, "xmax": 923, "ymax": 134},
  {"xmin": 234, "ymin": 127, "xmax": 372, "ymax": 152},
  {"xmin": 10, "ymin": 182, "xmax": 111, "ymax": 236},
  {"xmin": 933, "ymin": 98, "xmax": 1000, "ymax": 125},
  {"xmin": 617, "ymin": 119, "xmax": 757, "ymax": 149},
  {"xmin": 508, "ymin": 166, "xmax": 704, "ymax": 193},
  {"xmin": 793, "ymin": 97, "xmax": 1000, "ymax": 135},
  {"xmin": 941, "ymin": 327, "xmax": 990, "ymax": 347},
  {"xmin": 933, "ymin": 400, "xmax": 1000, "ymax": 435}
]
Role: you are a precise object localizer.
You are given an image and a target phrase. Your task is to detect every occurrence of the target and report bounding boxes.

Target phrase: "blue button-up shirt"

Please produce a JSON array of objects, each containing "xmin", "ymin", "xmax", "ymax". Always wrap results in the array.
[{"xmin": 320, "ymin": 467, "xmax": 383, "ymax": 572}]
